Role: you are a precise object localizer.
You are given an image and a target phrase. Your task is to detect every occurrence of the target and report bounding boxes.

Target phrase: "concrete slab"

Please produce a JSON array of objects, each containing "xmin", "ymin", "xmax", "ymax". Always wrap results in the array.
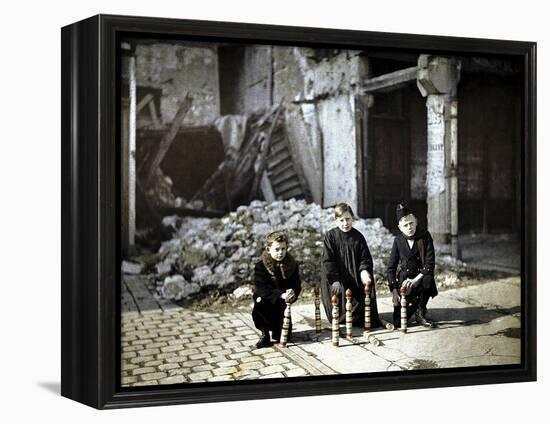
[{"xmin": 285, "ymin": 276, "xmax": 520, "ymax": 373}]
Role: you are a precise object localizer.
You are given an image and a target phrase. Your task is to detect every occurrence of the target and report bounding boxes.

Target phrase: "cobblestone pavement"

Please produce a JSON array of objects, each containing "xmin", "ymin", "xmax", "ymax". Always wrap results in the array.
[
  {"xmin": 121, "ymin": 308, "xmax": 333, "ymax": 386},
  {"xmin": 121, "ymin": 276, "xmax": 521, "ymax": 387}
]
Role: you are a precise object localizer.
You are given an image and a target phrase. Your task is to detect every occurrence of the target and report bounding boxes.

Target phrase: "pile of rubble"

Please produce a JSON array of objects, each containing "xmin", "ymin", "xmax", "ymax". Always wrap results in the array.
[{"xmin": 123, "ymin": 199, "xmax": 467, "ymax": 301}]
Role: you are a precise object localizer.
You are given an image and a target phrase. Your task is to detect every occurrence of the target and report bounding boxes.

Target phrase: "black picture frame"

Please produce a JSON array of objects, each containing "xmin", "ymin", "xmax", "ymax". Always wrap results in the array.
[{"xmin": 61, "ymin": 14, "xmax": 537, "ymax": 409}]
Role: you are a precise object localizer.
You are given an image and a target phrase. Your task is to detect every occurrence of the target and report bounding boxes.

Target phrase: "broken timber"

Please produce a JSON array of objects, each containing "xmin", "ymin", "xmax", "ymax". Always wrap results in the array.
[
  {"xmin": 361, "ymin": 66, "xmax": 417, "ymax": 93},
  {"xmin": 144, "ymin": 93, "xmax": 193, "ymax": 187},
  {"xmin": 265, "ymin": 124, "xmax": 311, "ymax": 201},
  {"xmin": 248, "ymin": 103, "xmax": 284, "ymax": 202},
  {"xmin": 191, "ymin": 104, "xmax": 311, "ymax": 211}
]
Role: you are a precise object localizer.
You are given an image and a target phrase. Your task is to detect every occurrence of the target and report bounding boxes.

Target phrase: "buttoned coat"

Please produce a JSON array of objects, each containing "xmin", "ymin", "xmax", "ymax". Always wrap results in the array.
[{"xmin": 387, "ymin": 229, "xmax": 438, "ymax": 298}]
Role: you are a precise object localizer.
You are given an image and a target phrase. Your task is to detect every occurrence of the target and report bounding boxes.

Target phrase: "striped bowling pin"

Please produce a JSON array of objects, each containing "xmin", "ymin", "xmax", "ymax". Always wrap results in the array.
[
  {"xmin": 314, "ymin": 287, "xmax": 321, "ymax": 334},
  {"xmin": 331, "ymin": 295, "xmax": 339, "ymax": 347},
  {"xmin": 280, "ymin": 301, "xmax": 291, "ymax": 347},
  {"xmin": 364, "ymin": 283, "xmax": 371, "ymax": 333},
  {"xmin": 345, "ymin": 289, "xmax": 353, "ymax": 339},
  {"xmin": 400, "ymin": 286, "xmax": 408, "ymax": 333}
]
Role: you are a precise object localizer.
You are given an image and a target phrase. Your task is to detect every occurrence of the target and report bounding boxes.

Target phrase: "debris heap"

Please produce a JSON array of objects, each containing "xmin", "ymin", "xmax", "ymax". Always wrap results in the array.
[{"xmin": 126, "ymin": 199, "xmax": 466, "ymax": 301}]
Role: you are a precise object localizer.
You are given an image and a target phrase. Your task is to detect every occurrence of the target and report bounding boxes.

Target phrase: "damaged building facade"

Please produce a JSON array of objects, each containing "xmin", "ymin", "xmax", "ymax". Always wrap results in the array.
[{"xmin": 121, "ymin": 39, "xmax": 521, "ymax": 258}]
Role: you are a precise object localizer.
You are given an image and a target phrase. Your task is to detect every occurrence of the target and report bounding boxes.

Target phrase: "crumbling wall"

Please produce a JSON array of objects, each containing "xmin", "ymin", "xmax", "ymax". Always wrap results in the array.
[
  {"xmin": 242, "ymin": 46, "xmax": 272, "ymax": 114},
  {"xmin": 135, "ymin": 43, "xmax": 220, "ymax": 127},
  {"xmin": 318, "ymin": 96, "xmax": 358, "ymax": 210},
  {"xmin": 272, "ymin": 48, "xmax": 368, "ymax": 208},
  {"xmin": 227, "ymin": 46, "xmax": 368, "ymax": 208}
]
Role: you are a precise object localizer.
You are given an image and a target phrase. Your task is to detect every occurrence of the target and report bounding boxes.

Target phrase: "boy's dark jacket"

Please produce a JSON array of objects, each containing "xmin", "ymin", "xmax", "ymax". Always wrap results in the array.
[
  {"xmin": 253, "ymin": 251, "xmax": 302, "ymax": 305},
  {"xmin": 387, "ymin": 229, "xmax": 438, "ymax": 297}
]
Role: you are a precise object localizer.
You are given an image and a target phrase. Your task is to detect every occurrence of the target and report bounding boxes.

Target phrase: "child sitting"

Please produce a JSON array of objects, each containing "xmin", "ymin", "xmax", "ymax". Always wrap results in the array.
[
  {"xmin": 320, "ymin": 203, "xmax": 382, "ymax": 328},
  {"xmin": 387, "ymin": 203, "xmax": 438, "ymax": 328},
  {"xmin": 252, "ymin": 230, "xmax": 302, "ymax": 348}
]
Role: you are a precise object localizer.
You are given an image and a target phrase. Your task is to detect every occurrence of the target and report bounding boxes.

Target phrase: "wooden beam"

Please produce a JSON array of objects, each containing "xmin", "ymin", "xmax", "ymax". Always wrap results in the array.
[
  {"xmin": 144, "ymin": 93, "xmax": 193, "ymax": 187},
  {"xmin": 148, "ymin": 100, "xmax": 162, "ymax": 130},
  {"xmin": 136, "ymin": 93, "xmax": 154, "ymax": 114},
  {"xmin": 362, "ymin": 66, "xmax": 417, "ymax": 93},
  {"xmin": 260, "ymin": 172, "xmax": 276, "ymax": 202}
]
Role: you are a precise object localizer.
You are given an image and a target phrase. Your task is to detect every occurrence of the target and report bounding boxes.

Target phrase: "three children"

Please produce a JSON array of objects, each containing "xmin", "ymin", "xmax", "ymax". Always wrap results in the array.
[{"xmin": 251, "ymin": 202, "xmax": 437, "ymax": 346}]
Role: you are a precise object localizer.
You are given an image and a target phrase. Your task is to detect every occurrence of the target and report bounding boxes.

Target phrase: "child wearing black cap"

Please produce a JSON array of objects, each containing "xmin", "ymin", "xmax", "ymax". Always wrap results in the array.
[{"xmin": 387, "ymin": 203, "xmax": 438, "ymax": 328}]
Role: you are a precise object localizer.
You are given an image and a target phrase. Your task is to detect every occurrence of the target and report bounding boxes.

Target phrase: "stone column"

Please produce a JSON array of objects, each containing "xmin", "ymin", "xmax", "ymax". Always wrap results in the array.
[
  {"xmin": 128, "ymin": 55, "xmax": 137, "ymax": 253},
  {"xmin": 417, "ymin": 56, "xmax": 461, "ymax": 255},
  {"xmin": 121, "ymin": 42, "xmax": 136, "ymax": 257},
  {"xmin": 358, "ymin": 93, "xmax": 374, "ymax": 217}
]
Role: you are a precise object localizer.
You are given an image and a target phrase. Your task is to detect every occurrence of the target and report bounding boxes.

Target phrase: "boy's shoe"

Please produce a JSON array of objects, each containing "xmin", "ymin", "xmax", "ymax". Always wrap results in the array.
[
  {"xmin": 414, "ymin": 310, "xmax": 435, "ymax": 328},
  {"xmin": 256, "ymin": 330, "xmax": 273, "ymax": 349}
]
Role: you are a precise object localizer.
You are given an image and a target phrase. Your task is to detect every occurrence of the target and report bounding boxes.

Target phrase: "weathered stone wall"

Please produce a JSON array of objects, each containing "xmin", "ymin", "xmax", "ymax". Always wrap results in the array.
[
  {"xmin": 277, "ymin": 49, "xmax": 367, "ymax": 209},
  {"xmin": 135, "ymin": 43, "xmax": 220, "ymax": 127},
  {"xmin": 242, "ymin": 46, "xmax": 272, "ymax": 114},
  {"xmin": 317, "ymin": 96, "xmax": 358, "ymax": 210}
]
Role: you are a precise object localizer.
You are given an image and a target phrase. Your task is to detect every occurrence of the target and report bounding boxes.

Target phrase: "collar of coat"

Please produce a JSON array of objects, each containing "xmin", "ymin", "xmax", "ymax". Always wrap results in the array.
[
  {"xmin": 261, "ymin": 250, "xmax": 297, "ymax": 279},
  {"xmin": 401, "ymin": 228, "xmax": 427, "ymax": 241}
]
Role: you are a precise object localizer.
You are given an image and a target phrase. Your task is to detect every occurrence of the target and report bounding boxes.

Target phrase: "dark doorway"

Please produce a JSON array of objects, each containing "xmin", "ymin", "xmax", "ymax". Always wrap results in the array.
[
  {"xmin": 363, "ymin": 85, "xmax": 427, "ymax": 232},
  {"xmin": 458, "ymin": 72, "xmax": 521, "ymax": 234},
  {"xmin": 218, "ymin": 45, "xmax": 245, "ymax": 115}
]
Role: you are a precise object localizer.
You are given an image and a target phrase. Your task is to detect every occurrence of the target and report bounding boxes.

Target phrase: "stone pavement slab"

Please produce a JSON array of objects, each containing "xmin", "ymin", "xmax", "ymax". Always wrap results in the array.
[{"xmin": 286, "ymin": 277, "xmax": 520, "ymax": 372}]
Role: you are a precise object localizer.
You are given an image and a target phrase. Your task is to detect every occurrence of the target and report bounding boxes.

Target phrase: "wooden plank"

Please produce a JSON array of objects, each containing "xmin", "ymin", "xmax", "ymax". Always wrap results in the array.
[
  {"xmin": 148, "ymin": 100, "xmax": 162, "ymax": 130},
  {"xmin": 260, "ymin": 171, "xmax": 276, "ymax": 202},
  {"xmin": 362, "ymin": 66, "xmax": 417, "ymax": 93},
  {"xmin": 267, "ymin": 153, "xmax": 292, "ymax": 171},
  {"xmin": 270, "ymin": 168, "xmax": 299, "ymax": 187},
  {"xmin": 136, "ymin": 93, "xmax": 154, "ymax": 114},
  {"xmin": 267, "ymin": 161, "xmax": 294, "ymax": 179},
  {"xmin": 270, "ymin": 135, "xmax": 285, "ymax": 147},
  {"xmin": 144, "ymin": 93, "xmax": 192, "ymax": 187},
  {"xmin": 274, "ymin": 179, "xmax": 301, "ymax": 195},
  {"xmin": 269, "ymin": 142, "xmax": 288, "ymax": 157},
  {"xmin": 278, "ymin": 186, "xmax": 303, "ymax": 199}
]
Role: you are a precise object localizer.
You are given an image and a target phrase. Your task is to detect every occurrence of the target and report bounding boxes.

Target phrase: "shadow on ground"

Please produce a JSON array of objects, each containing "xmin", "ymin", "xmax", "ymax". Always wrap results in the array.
[
  {"xmin": 37, "ymin": 382, "xmax": 60, "ymax": 395},
  {"xmin": 290, "ymin": 305, "xmax": 520, "ymax": 346}
]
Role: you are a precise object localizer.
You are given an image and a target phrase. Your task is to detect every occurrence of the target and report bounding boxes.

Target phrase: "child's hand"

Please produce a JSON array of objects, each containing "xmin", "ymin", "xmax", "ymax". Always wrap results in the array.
[
  {"xmin": 402, "ymin": 279, "xmax": 412, "ymax": 289},
  {"xmin": 285, "ymin": 289, "xmax": 296, "ymax": 303},
  {"xmin": 331, "ymin": 281, "xmax": 342, "ymax": 295},
  {"xmin": 392, "ymin": 289, "xmax": 401, "ymax": 307},
  {"xmin": 403, "ymin": 275, "xmax": 422, "ymax": 290},
  {"xmin": 360, "ymin": 270, "xmax": 372, "ymax": 286}
]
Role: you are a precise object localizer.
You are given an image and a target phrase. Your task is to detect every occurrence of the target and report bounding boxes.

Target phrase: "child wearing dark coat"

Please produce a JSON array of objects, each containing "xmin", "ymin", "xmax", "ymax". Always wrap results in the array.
[
  {"xmin": 320, "ymin": 203, "xmax": 382, "ymax": 328},
  {"xmin": 387, "ymin": 203, "xmax": 438, "ymax": 328},
  {"xmin": 252, "ymin": 231, "xmax": 301, "ymax": 349}
]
